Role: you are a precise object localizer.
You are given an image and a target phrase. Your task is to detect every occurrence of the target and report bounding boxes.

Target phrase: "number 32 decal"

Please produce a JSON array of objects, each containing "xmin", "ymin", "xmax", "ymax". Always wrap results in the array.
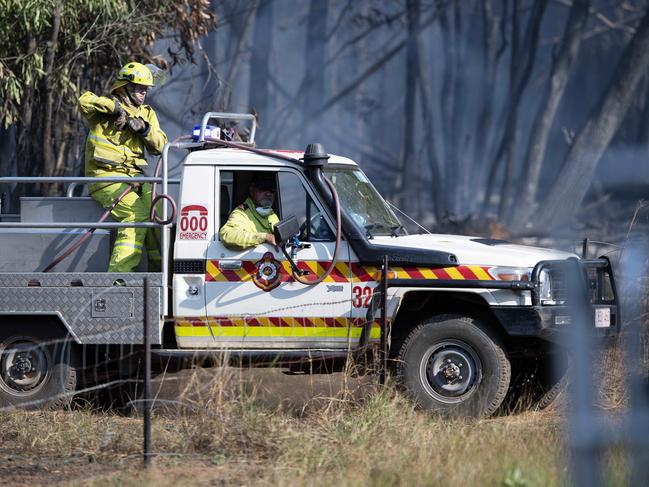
[{"xmin": 352, "ymin": 285, "xmax": 374, "ymax": 308}]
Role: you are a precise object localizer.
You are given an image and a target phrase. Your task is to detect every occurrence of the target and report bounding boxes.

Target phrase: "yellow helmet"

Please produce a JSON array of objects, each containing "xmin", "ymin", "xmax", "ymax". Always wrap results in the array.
[{"xmin": 110, "ymin": 62, "xmax": 154, "ymax": 93}]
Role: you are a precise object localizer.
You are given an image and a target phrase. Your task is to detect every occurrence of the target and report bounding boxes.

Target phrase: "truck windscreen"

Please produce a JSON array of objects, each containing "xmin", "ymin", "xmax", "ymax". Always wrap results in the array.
[{"xmin": 323, "ymin": 167, "xmax": 406, "ymax": 237}]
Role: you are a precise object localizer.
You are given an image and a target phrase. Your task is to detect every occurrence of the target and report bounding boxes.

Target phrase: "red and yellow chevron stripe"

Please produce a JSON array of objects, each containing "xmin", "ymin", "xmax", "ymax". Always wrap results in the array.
[
  {"xmin": 205, "ymin": 260, "xmax": 349, "ymax": 283},
  {"xmin": 175, "ymin": 316, "xmax": 382, "ymax": 339},
  {"xmin": 350, "ymin": 263, "xmax": 494, "ymax": 282},
  {"xmin": 205, "ymin": 260, "xmax": 494, "ymax": 284}
]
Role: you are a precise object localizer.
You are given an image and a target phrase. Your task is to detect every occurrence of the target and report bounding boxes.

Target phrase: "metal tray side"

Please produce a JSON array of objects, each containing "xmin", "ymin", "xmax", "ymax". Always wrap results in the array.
[{"xmin": 0, "ymin": 272, "xmax": 163, "ymax": 345}]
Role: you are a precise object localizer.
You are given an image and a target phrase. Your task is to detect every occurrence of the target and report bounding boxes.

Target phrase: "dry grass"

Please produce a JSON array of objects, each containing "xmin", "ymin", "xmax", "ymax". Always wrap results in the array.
[{"xmin": 0, "ymin": 362, "xmax": 632, "ymax": 487}]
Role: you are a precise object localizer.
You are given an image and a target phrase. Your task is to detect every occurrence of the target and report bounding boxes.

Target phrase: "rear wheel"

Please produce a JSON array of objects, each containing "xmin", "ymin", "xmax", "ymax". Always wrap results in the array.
[
  {"xmin": 395, "ymin": 315, "xmax": 510, "ymax": 418},
  {"xmin": 0, "ymin": 323, "xmax": 77, "ymax": 410}
]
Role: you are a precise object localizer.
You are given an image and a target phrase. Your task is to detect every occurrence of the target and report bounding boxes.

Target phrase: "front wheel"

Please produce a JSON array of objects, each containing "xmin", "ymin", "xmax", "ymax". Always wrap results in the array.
[
  {"xmin": 0, "ymin": 324, "xmax": 77, "ymax": 410},
  {"xmin": 395, "ymin": 315, "xmax": 510, "ymax": 418}
]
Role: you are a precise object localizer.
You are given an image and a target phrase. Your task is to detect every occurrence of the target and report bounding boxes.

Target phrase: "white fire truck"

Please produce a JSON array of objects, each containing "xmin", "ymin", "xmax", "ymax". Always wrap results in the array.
[{"xmin": 0, "ymin": 113, "xmax": 619, "ymax": 417}]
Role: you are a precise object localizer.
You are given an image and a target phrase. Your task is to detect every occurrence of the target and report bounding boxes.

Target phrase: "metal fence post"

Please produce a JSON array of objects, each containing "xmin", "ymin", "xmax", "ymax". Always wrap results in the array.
[
  {"xmin": 379, "ymin": 255, "xmax": 388, "ymax": 385},
  {"xmin": 621, "ymin": 242, "xmax": 649, "ymax": 485},
  {"xmin": 568, "ymin": 259, "xmax": 600, "ymax": 487},
  {"xmin": 143, "ymin": 276, "xmax": 152, "ymax": 467}
]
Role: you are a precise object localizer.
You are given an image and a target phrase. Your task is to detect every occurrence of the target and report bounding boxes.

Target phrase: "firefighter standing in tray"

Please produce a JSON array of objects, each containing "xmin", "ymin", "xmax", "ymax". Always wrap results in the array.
[
  {"xmin": 78, "ymin": 62, "xmax": 168, "ymax": 272},
  {"xmin": 220, "ymin": 173, "xmax": 279, "ymax": 250}
]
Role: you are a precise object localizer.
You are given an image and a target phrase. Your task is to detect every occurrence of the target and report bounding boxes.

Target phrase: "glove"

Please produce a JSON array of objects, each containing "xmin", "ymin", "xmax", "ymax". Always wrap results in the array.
[
  {"xmin": 113, "ymin": 107, "xmax": 128, "ymax": 130},
  {"xmin": 110, "ymin": 99, "xmax": 128, "ymax": 130},
  {"xmin": 127, "ymin": 117, "xmax": 148, "ymax": 134}
]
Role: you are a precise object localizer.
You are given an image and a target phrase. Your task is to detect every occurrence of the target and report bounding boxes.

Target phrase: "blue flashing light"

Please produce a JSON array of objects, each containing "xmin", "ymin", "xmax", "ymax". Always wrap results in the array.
[{"xmin": 192, "ymin": 124, "xmax": 221, "ymax": 141}]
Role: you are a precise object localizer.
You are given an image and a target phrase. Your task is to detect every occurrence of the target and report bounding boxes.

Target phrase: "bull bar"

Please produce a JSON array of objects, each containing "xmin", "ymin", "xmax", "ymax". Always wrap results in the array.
[{"xmin": 363, "ymin": 256, "xmax": 620, "ymax": 366}]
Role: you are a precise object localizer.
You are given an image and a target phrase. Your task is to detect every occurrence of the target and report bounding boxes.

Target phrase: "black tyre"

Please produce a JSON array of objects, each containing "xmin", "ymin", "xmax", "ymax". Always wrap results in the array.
[
  {"xmin": 0, "ymin": 323, "xmax": 77, "ymax": 410},
  {"xmin": 395, "ymin": 315, "xmax": 510, "ymax": 418},
  {"xmin": 501, "ymin": 353, "xmax": 569, "ymax": 414},
  {"xmin": 535, "ymin": 369, "xmax": 568, "ymax": 410},
  {"xmin": 501, "ymin": 353, "xmax": 569, "ymax": 413}
]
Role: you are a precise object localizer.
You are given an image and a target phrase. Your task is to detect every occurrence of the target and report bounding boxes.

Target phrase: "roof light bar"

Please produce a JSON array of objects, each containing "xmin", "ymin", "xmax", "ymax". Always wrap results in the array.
[{"xmin": 197, "ymin": 112, "xmax": 257, "ymax": 144}]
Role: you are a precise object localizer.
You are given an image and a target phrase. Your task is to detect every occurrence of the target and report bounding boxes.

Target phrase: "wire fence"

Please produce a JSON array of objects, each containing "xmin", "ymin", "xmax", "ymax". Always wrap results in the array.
[
  {"xmin": 0, "ymin": 247, "xmax": 646, "ymax": 482},
  {"xmin": 0, "ymin": 278, "xmax": 388, "ymax": 463}
]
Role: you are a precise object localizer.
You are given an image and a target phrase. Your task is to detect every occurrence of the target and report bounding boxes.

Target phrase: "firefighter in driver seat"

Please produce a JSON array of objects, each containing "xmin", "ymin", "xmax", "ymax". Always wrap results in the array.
[
  {"xmin": 219, "ymin": 173, "xmax": 279, "ymax": 250},
  {"xmin": 78, "ymin": 61, "xmax": 168, "ymax": 272}
]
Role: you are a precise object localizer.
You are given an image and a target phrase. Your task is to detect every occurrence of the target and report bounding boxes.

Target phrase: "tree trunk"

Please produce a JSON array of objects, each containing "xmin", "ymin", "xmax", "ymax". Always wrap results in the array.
[
  {"xmin": 216, "ymin": 2, "xmax": 256, "ymax": 110},
  {"xmin": 450, "ymin": 1, "xmax": 471, "ymax": 216},
  {"xmin": 396, "ymin": 0, "xmax": 420, "ymax": 214},
  {"xmin": 42, "ymin": 2, "xmax": 62, "ymax": 195},
  {"xmin": 302, "ymin": 0, "xmax": 329, "ymax": 142},
  {"xmin": 470, "ymin": 0, "xmax": 499, "ymax": 214},
  {"xmin": 204, "ymin": 0, "xmax": 221, "ymax": 108},
  {"xmin": 54, "ymin": 119, "xmax": 70, "ymax": 176},
  {"xmin": 13, "ymin": 35, "xmax": 38, "ymax": 205},
  {"xmin": 511, "ymin": 0, "xmax": 589, "ymax": 230},
  {"xmin": 533, "ymin": 8, "xmax": 649, "ymax": 229},
  {"xmin": 416, "ymin": 24, "xmax": 443, "ymax": 220},
  {"xmin": 249, "ymin": 0, "xmax": 274, "ymax": 138},
  {"xmin": 437, "ymin": 1, "xmax": 455, "ymax": 213},
  {"xmin": 634, "ymin": 73, "xmax": 649, "ymax": 156},
  {"xmin": 499, "ymin": 0, "xmax": 547, "ymax": 221},
  {"xmin": 455, "ymin": 2, "xmax": 483, "ymax": 216},
  {"xmin": 266, "ymin": 0, "xmax": 329, "ymax": 145},
  {"xmin": 0, "ymin": 126, "xmax": 16, "ymax": 213},
  {"xmin": 300, "ymin": 10, "xmax": 441, "ymax": 135},
  {"xmin": 481, "ymin": 0, "xmax": 547, "ymax": 218}
]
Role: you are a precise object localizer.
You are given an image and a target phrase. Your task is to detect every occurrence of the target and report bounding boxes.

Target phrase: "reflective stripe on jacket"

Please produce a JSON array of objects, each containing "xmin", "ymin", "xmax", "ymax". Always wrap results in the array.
[
  {"xmin": 219, "ymin": 197, "xmax": 279, "ymax": 250},
  {"xmin": 78, "ymin": 91, "xmax": 167, "ymax": 176}
]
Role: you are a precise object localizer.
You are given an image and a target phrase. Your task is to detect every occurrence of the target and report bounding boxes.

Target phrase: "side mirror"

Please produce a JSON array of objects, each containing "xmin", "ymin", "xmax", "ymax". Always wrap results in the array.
[{"xmin": 273, "ymin": 216, "xmax": 299, "ymax": 246}]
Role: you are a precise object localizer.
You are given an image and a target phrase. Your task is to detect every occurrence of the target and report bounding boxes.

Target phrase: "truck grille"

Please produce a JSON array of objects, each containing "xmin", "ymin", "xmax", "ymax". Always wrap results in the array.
[
  {"xmin": 548, "ymin": 266, "xmax": 612, "ymax": 304},
  {"xmin": 533, "ymin": 258, "xmax": 617, "ymax": 307},
  {"xmin": 173, "ymin": 260, "xmax": 205, "ymax": 274},
  {"xmin": 584, "ymin": 266, "xmax": 615, "ymax": 305},
  {"xmin": 549, "ymin": 268, "xmax": 569, "ymax": 303}
]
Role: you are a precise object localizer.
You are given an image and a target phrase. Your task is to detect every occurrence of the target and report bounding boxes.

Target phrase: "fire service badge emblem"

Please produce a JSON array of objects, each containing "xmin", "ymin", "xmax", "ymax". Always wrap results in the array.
[{"xmin": 252, "ymin": 252, "xmax": 284, "ymax": 291}]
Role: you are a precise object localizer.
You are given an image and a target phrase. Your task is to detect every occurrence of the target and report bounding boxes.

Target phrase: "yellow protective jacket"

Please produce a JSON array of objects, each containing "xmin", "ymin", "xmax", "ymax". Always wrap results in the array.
[
  {"xmin": 219, "ymin": 197, "xmax": 279, "ymax": 250},
  {"xmin": 78, "ymin": 91, "xmax": 167, "ymax": 176}
]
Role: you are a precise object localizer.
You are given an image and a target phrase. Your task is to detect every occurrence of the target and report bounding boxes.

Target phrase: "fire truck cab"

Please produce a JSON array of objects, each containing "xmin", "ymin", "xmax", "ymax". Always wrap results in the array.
[{"xmin": 0, "ymin": 113, "xmax": 620, "ymax": 417}]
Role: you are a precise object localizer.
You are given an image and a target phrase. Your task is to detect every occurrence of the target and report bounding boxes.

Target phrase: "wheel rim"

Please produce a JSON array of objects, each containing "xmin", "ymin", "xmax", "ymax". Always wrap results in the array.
[
  {"xmin": 419, "ymin": 339, "xmax": 482, "ymax": 404},
  {"xmin": 0, "ymin": 338, "xmax": 51, "ymax": 396}
]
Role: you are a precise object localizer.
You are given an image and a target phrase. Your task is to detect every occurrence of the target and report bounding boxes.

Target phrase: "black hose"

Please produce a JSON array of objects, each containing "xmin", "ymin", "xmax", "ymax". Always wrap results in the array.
[
  {"xmin": 203, "ymin": 138, "xmax": 344, "ymax": 286},
  {"xmin": 150, "ymin": 135, "xmax": 191, "ymax": 225},
  {"xmin": 291, "ymin": 175, "xmax": 341, "ymax": 285},
  {"xmin": 43, "ymin": 135, "xmax": 341, "ymax": 278},
  {"xmin": 42, "ymin": 134, "xmax": 189, "ymax": 272},
  {"xmin": 42, "ymin": 185, "xmax": 134, "ymax": 272}
]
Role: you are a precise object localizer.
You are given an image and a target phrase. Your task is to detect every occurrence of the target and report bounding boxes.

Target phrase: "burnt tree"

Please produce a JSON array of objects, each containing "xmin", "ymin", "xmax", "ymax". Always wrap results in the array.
[
  {"xmin": 249, "ymin": 0, "xmax": 275, "ymax": 134},
  {"xmin": 533, "ymin": 6, "xmax": 649, "ymax": 229},
  {"xmin": 511, "ymin": 0, "xmax": 590, "ymax": 230}
]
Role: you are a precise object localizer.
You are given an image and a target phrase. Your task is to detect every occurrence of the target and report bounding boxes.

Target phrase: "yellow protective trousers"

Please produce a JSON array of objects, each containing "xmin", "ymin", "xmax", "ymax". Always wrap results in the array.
[{"xmin": 89, "ymin": 177, "xmax": 161, "ymax": 273}]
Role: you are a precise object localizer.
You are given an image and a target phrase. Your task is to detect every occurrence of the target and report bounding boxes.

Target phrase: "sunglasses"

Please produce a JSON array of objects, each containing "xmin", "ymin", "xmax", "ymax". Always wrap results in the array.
[{"xmin": 129, "ymin": 85, "xmax": 149, "ymax": 93}]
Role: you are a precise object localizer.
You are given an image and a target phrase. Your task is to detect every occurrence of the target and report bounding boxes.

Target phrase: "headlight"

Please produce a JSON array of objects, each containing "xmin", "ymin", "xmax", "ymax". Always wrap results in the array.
[
  {"xmin": 539, "ymin": 268, "xmax": 553, "ymax": 303},
  {"xmin": 488, "ymin": 266, "xmax": 531, "ymax": 282},
  {"xmin": 538, "ymin": 268, "xmax": 566, "ymax": 305}
]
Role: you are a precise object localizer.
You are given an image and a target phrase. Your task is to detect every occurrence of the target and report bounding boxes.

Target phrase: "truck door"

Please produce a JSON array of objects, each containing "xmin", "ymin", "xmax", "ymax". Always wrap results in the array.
[
  {"xmin": 198, "ymin": 167, "xmax": 354, "ymax": 350},
  {"xmin": 173, "ymin": 165, "xmax": 213, "ymax": 348}
]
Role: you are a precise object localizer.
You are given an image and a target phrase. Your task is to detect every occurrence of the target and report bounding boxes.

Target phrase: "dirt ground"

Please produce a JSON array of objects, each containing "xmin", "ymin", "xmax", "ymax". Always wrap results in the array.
[
  {"xmin": 148, "ymin": 365, "xmax": 377, "ymax": 413},
  {"xmin": 2, "ymin": 349, "xmax": 626, "ymax": 486}
]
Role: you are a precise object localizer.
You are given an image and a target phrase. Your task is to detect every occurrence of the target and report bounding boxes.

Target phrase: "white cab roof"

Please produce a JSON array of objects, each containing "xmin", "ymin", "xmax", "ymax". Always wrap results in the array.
[{"xmin": 183, "ymin": 147, "xmax": 358, "ymax": 168}]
